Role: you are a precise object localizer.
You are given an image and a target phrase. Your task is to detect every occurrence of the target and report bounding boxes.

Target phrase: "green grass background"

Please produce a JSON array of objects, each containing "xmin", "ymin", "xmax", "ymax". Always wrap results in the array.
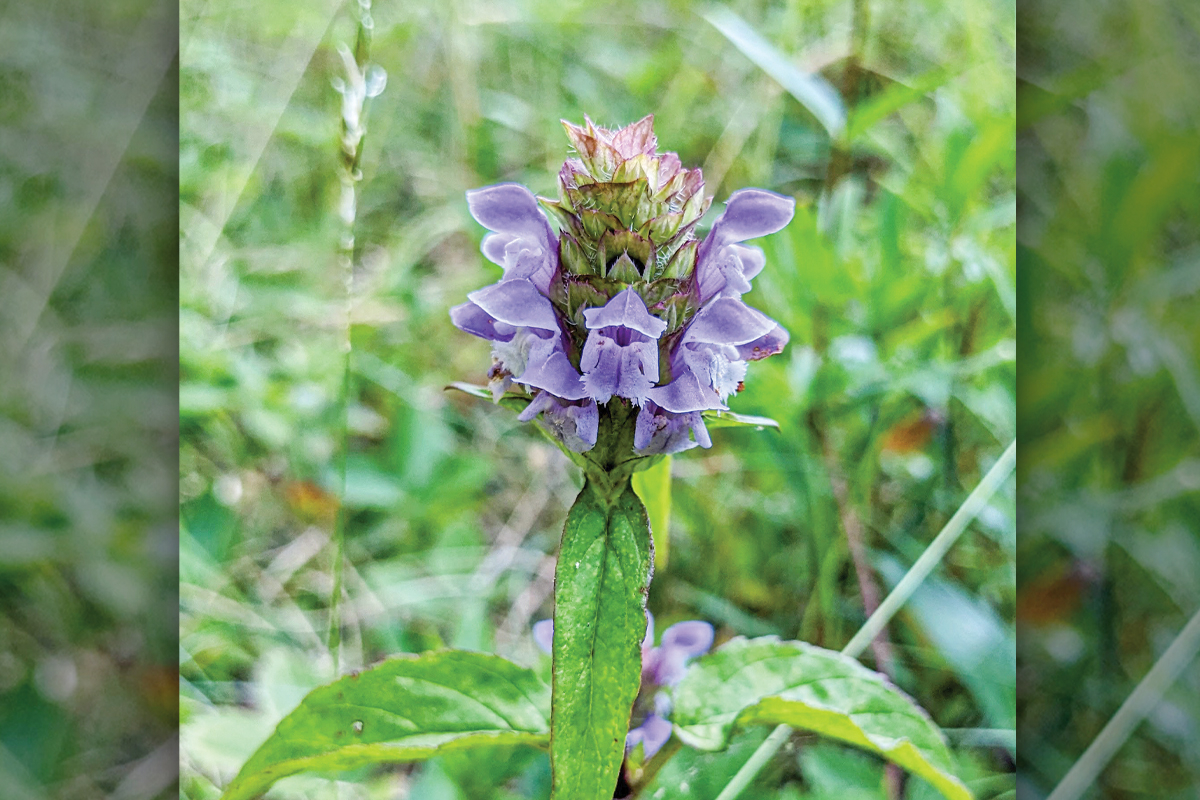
[
  {"xmin": 0, "ymin": 2, "xmax": 179, "ymax": 799},
  {"xmin": 1017, "ymin": 0, "xmax": 1200, "ymax": 797},
  {"xmin": 178, "ymin": 0, "xmax": 1016, "ymax": 798}
]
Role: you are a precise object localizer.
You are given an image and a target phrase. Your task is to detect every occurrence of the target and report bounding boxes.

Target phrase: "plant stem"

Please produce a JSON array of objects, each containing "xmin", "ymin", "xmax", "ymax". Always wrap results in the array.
[
  {"xmin": 328, "ymin": 0, "xmax": 378, "ymax": 675},
  {"xmin": 627, "ymin": 737, "xmax": 683, "ymax": 798},
  {"xmin": 843, "ymin": 439, "xmax": 1016, "ymax": 656},
  {"xmin": 812, "ymin": 413, "xmax": 902, "ymax": 799},
  {"xmin": 713, "ymin": 439, "xmax": 1017, "ymax": 800},
  {"xmin": 811, "ymin": 413, "xmax": 895, "ymax": 675},
  {"xmin": 1045, "ymin": 603, "xmax": 1200, "ymax": 800}
]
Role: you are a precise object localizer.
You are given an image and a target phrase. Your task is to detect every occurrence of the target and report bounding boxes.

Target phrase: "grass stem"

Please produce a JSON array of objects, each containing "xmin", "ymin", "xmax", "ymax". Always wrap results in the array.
[{"xmin": 1046, "ymin": 603, "xmax": 1200, "ymax": 800}]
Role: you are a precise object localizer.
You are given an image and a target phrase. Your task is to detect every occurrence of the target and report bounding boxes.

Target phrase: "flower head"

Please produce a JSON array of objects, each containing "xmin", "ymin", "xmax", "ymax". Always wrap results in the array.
[{"xmin": 452, "ymin": 115, "xmax": 793, "ymax": 456}]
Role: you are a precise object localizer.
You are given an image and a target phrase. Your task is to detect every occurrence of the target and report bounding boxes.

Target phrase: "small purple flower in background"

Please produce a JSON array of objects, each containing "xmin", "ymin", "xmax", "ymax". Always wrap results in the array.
[
  {"xmin": 533, "ymin": 613, "xmax": 714, "ymax": 759},
  {"xmin": 451, "ymin": 116, "xmax": 792, "ymax": 456}
]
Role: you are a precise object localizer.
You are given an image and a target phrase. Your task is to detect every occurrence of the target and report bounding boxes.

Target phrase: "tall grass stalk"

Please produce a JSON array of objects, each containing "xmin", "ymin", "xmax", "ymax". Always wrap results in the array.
[
  {"xmin": 1045, "ymin": 603, "xmax": 1200, "ymax": 800},
  {"xmin": 328, "ymin": 0, "xmax": 385, "ymax": 674},
  {"xmin": 713, "ymin": 439, "xmax": 1017, "ymax": 800}
]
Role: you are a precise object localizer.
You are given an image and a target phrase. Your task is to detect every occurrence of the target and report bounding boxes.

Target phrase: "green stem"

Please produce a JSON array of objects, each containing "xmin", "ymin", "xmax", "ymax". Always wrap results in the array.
[
  {"xmin": 1046, "ymin": 603, "xmax": 1200, "ymax": 800},
  {"xmin": 328, "ymin": 0, "xmax": 377, "ymax": 675},
  {"xmin": 576, "ymin": 400, "xmax": 657, "ymax": 498},
  {"xmin": 628, "ymin": 736, "xmax": 683, "ymax": 798}
]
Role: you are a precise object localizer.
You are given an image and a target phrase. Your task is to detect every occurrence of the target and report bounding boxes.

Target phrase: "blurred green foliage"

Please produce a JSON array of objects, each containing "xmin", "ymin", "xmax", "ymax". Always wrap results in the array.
[
  {"xmin": 1017, "ymin": 0, "xmax": 1200, "ymax": 796},
  {"xmin": 179, "ymin": 0, "xmax": 1014, "ymax": 797},
  {"xmin": 0, "ymin": 2, "xmax": 178, "ymax": 799}
]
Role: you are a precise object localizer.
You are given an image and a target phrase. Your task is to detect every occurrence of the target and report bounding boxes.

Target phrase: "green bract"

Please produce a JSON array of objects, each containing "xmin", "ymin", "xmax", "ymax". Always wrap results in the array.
[{"xmin": 542, "ymin": 115, "xmax": 711, "ymax": 334}]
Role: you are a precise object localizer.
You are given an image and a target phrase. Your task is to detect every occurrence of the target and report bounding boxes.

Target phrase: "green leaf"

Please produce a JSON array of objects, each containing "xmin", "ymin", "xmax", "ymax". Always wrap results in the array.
[
  {"xmin": 944, "ymin": 117, "xmax": 1013, "ymax": 221},
  {"xmin": 844, "ymin": 68, "xmax": 953, "ymax": 144},
  {"xmin": 219, "ymin": 651, "xmax": 551, "ymax": 800},
  {"xmin": 551, "ymin": 480, "xmax": 653, "ymax": 800},
  {"xmin": 632, "ymin": 454, "xmax": 672, "ymax": 570},
  {"xmin": 671, "ymin": 637, "xmax": 972, "ymax": 800},
  {"xmin": 444, "ymin": 382, "xmax": 531, "ymax": 413},
  {"xmin": 701, "ymin": 410, "xmax": 781, "ymax": 430}
]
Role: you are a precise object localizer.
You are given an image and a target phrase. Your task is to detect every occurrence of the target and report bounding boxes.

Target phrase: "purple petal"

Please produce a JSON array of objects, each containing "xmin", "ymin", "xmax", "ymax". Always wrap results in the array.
[
  {"xmin": 644, "ymin": 610, "xmax": 655, "ymax": 650},
  {"xmin": 467, "ymin": 279, "xmax": 559, "ymax": 331},
  {"xmin": 580, "ymin": 331, "xmax": 658, "ymax": 405},
  {"xmin": 661, "ymin": 620, "xmax": 714, "ymax": 657},
  {"xmin": 682, "ymin": 344, "xmax": 747, "ymax": 403},
  {"xmin": 582, "ymin": 288, "xmax": 668, "ymax": 339},
  {"xmin": 646, "ymin": 365, "xmax": 726, "ymax": 414},
  {"xmin": 695, "ymin": 247, "xmax": 753, "ymax": 301},
  {"xmin": 467, "ymin": 183, "xmax": 557, "ymax": 247},
  {"xmin": 652, "ymin": 647, "xmax": 690, "ymax": 687},
  {"xmin": 519, "ymin": 392, "xmax": 597, "ymax": 451},
  {"xmin": 684, "ymin": 298, "xmax": 777, "ymax": 347},
  {"xmin": 638, "ymin": 714, "xmax": 674, "ymax": 759},
  {"xmin": 481, "ymin": 231, "xmax": 520, "ymax": 266},
  {"xmin": 541, "ymin": 398, "xmax": 599, "ymax": 452},
  {"xmin": 449, "ymin": 300, "xmax": 515, "ymax": 341},
  {"xmin": 517, "ymin": 390, "xmax": 555, "ymax": 422},
  {"xmin": 698, "ymin": 188, "xmax": 795, "ymax": 259},
  {"xmin": 699, "ymin": 245, "xmax": 769, "ymax": 301},
  {"xmin": 731, "ymin": 244, "xmax": 766, "ymax": 282},
  {"xmin": 500, "ymin": 238, "xmax": 557, "ymax": 294},
  {"xmin": 634, "ymin": 403, "xmax": 709, "ymax": 455},
  {"xmin": 519, "ymin": 336, "xmax": 588, "ymax": 400},
  {"xmin": 735, "ymin": 323, "xmax": 790, "ymax": 361},
  {"xmin": 532, "ymin": 619, "xmax": 554, "ymax": 654},
  {"xmin": 694, "ymin": 190, "xmax": 793, "ymax": 302}
]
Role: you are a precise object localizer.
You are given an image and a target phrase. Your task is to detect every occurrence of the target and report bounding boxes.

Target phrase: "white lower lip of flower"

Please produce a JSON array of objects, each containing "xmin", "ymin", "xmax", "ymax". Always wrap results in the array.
[{"xmin": 491, "ymin": 328, "xmax": 540, "ymax": 377}]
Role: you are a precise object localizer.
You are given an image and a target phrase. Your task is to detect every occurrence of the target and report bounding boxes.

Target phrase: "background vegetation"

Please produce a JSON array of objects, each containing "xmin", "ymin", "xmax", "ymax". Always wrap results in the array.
[
  {"xmin": 178, "ymin": 0, "xmax": 1015, "ymax": 798},
  {"xmin": 1017, "ymin": 0, "xmax": 1200, "ymax": 797},
  {"xmin": 0, "ymin": 2, "xmax": 178, "ymax": 799}
]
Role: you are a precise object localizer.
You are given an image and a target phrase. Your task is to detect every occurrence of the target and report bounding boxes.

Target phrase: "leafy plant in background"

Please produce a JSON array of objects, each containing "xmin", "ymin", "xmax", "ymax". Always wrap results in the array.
[{"xmin": 218, "ymin": 116, "xmax": 974, "ymax": 800}]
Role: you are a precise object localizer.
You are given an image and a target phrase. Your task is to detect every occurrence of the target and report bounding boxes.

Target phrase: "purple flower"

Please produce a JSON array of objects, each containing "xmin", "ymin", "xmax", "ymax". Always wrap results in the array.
[
  {"xmin": 634, "ymin": 402, "xmax": 711, "ymax": 455},
  {"xmin": 645, "ymin": 296, "xmax": 789, "ymax": 419},
  {"xmin": 694, "ymin": 189, "xmax": 795, "ymax": 303},
  {"xmin": 449, "ymin": 278, "xmax": 586, "ymax": 402},
  {"xmin": 518, "ymin": 392, "xmax": 599, "ymax": 453},
  {"xmin": 642, "ymin": 620, "xmax": 714, "ymax": 688},
  {"xmin": 625, "ymin": 711, "xmax": 673, "ymax": 762},
  {"xmin": 580, "ymin": 288, "xmax": 668, "ymax": 405},
  {"xmin": 452, "ymin": 117, "xmax": 793, "ymax": 457},
  {"xmin": 468, "ymin": 183, "xmax": 558, "ymax": 294},
  {"xmin": 532, "ymin": 613, "xmax": 714, "ymax": 760}
]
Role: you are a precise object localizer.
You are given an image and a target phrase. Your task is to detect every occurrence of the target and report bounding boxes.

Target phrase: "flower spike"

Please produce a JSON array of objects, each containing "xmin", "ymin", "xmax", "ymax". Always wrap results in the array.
[{"xmin": 452, "ymin": 116, "xmax": 793, "ymax": 456}]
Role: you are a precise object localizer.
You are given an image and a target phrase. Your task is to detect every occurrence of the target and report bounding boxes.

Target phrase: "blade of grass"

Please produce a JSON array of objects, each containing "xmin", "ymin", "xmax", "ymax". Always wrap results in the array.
[
  {"xmin": 945, "ymin": 728, "xmax": 1017, "ymax": 750},
  {"xmin": 1045, "ymin": 604, "xmax": 1200, "ymax": 800},
  {"xmin": 714, "ymin": 439, "xmax": 1017, "ymax": 800},
  {"xmin": 843, "ymin": 439, "xmax": 1017, "ymax": 656},
  {"xmin": 703, "ymin": 6, "xmax": 846, "ymax": 139}
]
